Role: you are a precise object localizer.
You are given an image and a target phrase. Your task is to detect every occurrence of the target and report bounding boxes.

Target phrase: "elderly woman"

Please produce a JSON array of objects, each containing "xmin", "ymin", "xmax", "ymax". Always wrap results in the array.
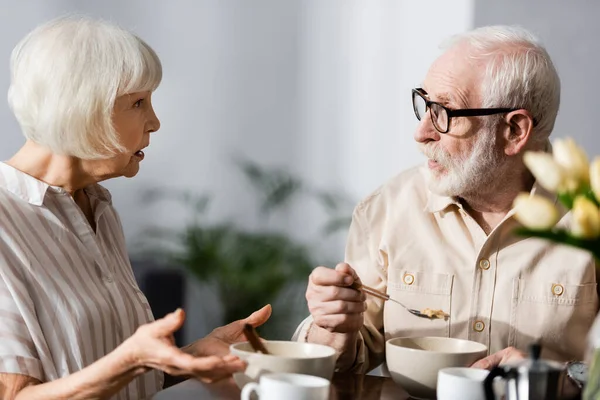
[{"xmin": 0, "ymin": 16, "xmax": 271, "ymax": 399}]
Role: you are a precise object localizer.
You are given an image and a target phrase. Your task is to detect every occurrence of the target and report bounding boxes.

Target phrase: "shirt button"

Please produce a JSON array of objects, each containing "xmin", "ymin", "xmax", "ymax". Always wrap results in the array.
[
  {"xmin": 104, "ymin": 275, "xmax": 114, "ymax": 283},
  {"xmin": 479, "ymin": 259, "xmax": 491, "ymax": 270},
  {"xmin": 403, "ymin": 274, "xmax": 415, "ymax": 285},
  {"xmin": 551, "ymin": 284, "xmax": 564, "ymax": 296},
  {"xmin": 473, "ymin": 320, "xmax": 485, "ymax": 332}
]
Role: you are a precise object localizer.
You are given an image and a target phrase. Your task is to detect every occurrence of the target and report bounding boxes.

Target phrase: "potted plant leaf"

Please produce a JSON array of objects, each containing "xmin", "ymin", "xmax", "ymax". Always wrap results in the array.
[{"xmin": 134, "ymin": 159, "xmax": 353, "ymax": 339}]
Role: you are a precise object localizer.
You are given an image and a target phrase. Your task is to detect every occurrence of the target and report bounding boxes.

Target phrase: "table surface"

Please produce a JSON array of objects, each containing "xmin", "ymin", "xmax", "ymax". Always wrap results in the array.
[{"xmin": 152, "ymin": 373, "xmax": 412, "ymax": 400}]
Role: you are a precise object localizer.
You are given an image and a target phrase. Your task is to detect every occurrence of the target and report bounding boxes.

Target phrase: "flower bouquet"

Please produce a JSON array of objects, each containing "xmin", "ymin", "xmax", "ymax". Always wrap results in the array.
[{"xmin": 512, "ymin": 138, "xmax": 600, "ymax": 398}]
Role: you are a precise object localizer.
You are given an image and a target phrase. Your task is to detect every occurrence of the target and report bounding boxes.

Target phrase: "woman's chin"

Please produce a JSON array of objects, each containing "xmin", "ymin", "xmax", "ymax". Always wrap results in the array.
[{"xmin": 122, "ymin": 162, "xmax": 140, "ymax": 178}]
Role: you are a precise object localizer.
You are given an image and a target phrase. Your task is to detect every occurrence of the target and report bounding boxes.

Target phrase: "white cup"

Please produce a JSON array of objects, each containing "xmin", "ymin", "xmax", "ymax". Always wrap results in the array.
[
  {"xmin": 241, "ymin": 372, "xmax": 330, "ymax": 400},
  {"xmin": 437, "ymin": 367, "xmax": 489, "ymax": 400}
]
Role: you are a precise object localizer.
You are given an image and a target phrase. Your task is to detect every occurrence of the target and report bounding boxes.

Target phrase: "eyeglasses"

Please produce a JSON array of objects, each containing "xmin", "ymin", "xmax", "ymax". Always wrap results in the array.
[{"xmin": 412, "ymin": 88, "xmax": 518, "ymax": 134}]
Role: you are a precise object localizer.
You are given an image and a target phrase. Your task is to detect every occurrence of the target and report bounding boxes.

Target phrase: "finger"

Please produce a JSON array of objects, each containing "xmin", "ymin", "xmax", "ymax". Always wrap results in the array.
[
  {"xmin": 222, "ymin": 354, "xmax": 241, "ymax": 363},
  {"xmin": 310, "ymin": 284, "xmax": 366, "ymax": 302},
  {"xmin": 313, "ymin": 313, "xmax": 364, "ymax": 333},
  {"xmin": 148, "ymin": 308, "xmax": 186, "ymax": 337},
  {"xmin": 243, "ymin": 304, "xmax": 272, "ymax": 328},
  {"xmin": 144, "ymin": 347, "xmax": 200, "ymax": 375},
  {"xmin": 310, "ymin": 299, "xmax": 367, "ymax": 316},
  {"xmin": 310, "ymin": 266, "xmax": 354, "ymax": 287},
  {"xmin": 192, "ymin": 360, "xmax": 247, "ymax": 383},
  {"xmin": 334, "ymin": 263, "xmax": 361, "ymax": 284},
  {"xmin": 189, "ymin": 356, "xmax": 246, "ymax": 381},
  {"xmin": 501, "ymin": 347, "xmax": 526, "ymax": 364},
  {"xmin": 471, "ymin": 348, "xmax": 510, "ymax": 370}
]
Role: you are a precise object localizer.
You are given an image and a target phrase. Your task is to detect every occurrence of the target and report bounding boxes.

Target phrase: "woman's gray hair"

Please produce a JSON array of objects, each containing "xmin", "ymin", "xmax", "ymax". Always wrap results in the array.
[
  {"xmin": 444, "ymin": 25, "xmax": 560, "ymax": 144},
  {"xmin": 8, "ymin": 15, "xmax": 162, "ymax": 159}
]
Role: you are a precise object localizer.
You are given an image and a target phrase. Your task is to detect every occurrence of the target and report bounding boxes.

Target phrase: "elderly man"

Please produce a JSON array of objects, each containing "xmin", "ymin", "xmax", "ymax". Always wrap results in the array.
[{"xmin": 293, "ymin": 25, "xmax": 597, "ymax": 392}]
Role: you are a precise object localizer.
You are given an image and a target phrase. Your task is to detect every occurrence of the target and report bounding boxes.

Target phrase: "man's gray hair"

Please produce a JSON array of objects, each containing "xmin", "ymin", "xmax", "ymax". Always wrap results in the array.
[{"xmin": 444, "ymin": 25, "xmax": 560, "ymax": 143}]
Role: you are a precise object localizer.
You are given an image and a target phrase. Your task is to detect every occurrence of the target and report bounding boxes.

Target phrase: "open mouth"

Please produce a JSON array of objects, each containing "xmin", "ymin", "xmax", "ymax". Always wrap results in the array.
[{"xmin": 134, "ymin": 149, "xmax": 145, "ymax": 160}]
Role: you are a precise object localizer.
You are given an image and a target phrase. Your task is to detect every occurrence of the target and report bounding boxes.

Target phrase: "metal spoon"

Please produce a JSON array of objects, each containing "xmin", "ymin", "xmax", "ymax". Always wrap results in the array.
[
  {"xmin": 350, "ymin": 281, "xmax": 448, "ymax": 320},
  {"xmin": 243, "ymin": 324, "xmax": 271, "ymax": 354}
]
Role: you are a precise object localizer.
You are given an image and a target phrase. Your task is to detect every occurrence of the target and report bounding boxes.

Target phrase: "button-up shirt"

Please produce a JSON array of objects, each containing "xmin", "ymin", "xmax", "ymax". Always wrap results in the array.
[
  {"xmin": 0, "ymin": 162, "xmax": 163, "ymax": 399},
  {"xmin": 294, "ymin": 165, "xmax": 598, "ymax": 373}
]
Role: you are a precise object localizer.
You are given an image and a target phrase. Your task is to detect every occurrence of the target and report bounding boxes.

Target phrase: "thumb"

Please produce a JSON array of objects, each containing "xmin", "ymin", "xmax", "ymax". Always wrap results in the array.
[
  {"xmin": 151, "ymin": 308, "xmax": 186, "ymax": 336},
  {"xmin": 243, "ymin": 304, "xmax": 272, "ymax": 328}
]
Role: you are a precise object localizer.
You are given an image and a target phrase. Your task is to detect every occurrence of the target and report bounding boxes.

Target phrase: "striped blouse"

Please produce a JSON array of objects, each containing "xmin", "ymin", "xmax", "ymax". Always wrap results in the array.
[{"xmin": 0, "ymin": 162, "xmax": 163, "ymax": 399}]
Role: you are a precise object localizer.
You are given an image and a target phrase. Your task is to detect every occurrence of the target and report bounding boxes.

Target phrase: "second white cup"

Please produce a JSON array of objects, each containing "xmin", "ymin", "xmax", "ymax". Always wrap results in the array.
[
  {"xmin": 437, "ymin": 367, "xmax": 489, "ymax": 400},
  {"xmin": 241, "ymin": 372, "xmax": 330, "ymax": 400}
]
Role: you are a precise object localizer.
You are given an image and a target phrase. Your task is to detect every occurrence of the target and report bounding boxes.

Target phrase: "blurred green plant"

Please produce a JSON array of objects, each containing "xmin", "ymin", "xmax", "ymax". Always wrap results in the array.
[{"xmin": 135, "ymin": 159, "xmax": 353, "ymax": 338}]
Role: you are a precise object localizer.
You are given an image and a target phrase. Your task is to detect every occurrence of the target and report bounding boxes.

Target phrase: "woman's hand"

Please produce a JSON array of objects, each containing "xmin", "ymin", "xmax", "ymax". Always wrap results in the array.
[
  {"xmin": 121, "ymin": 308, "xmax": 246, "ymax": 383},
  {"xmin": 184, "ymin": 304, "xmax": 272, "ymax": 357}
]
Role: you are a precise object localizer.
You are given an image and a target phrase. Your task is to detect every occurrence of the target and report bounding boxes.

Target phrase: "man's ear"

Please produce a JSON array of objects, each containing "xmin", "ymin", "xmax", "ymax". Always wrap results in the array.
[{"xmin": 503, "ymin": 109, "xmax": 535, "ymax": 156}]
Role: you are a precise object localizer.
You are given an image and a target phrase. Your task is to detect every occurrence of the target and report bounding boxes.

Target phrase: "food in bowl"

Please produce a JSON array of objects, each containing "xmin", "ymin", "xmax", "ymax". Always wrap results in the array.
[
  {"xmin": 386, "ymin": 336, "xmax": 488, "ymax": 399},
  {"xmin": 230, "ymin": 340, "xmax": 337, "ymax": 389}
]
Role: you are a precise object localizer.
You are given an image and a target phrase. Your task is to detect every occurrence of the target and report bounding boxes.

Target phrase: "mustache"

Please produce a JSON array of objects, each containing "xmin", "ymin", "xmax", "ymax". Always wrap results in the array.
[{"xmin": 419, "ymin": 144, "xmax": 453, "ymax": 166}]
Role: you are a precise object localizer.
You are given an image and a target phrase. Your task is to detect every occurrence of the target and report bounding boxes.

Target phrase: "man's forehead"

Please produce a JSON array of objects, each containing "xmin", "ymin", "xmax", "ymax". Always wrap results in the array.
[
  {"xmin": 420, "ymin": 79, "xmax": 466, "ymax": 104},
  {"xmin": 419, "ymin": 88, "xmax": 455, "ymax": 105},
  {"xmin": 422, "ymin": 51, "xmax": 483, "ymax": 106}
]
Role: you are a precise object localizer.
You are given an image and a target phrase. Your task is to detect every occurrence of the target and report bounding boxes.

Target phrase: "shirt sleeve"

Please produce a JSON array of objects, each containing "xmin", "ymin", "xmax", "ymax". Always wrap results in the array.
[
  {"xmin": 291, "ymin": 203, "xmax": 388, "ymax": 374},
  {"xmin": 0, "ymin": 251, "xmax": 45, "ymax": 382},
  {"xmin": 345, "ymin": 203, "xmax": 387, "ymax": 374}
]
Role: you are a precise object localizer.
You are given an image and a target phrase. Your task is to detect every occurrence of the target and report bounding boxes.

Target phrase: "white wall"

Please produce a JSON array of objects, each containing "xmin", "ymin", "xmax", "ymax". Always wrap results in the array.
[
  {"xmin": 0, "ymin": 0, "xmax": 474, "ymax": 340},
  {"xmin": 474, "ymin": 0, "xmax": 600, "ymax": 155},
  {"xmin": 0, "ymin": 0, "xmax": 473, "ymax": 254}
]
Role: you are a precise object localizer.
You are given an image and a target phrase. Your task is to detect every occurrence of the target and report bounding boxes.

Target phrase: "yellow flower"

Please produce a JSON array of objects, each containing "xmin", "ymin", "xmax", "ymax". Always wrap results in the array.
[
  {"xmin": 553, "ymin": 138, "xmax": 590, "ymax": 186},
  {"xmin": 590, "ymin": 157, "xmax": 600, "ymax": 202},
  {"xmin": 571, "ymin": 196, "xmax": 600, "ymax": 239},
  {"xmin": 523, "ymin": 152, "xmax": 566, "ymax": 193},
  {"xmin": 513, "ymin": 193, "xmax": 560, "ymax": 231}
]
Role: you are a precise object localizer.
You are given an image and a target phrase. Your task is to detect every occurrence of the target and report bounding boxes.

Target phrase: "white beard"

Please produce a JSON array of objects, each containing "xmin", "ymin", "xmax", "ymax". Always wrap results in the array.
[{"xmin": 419, "ymin": 129, "xmax": 504, "ymax": 197}]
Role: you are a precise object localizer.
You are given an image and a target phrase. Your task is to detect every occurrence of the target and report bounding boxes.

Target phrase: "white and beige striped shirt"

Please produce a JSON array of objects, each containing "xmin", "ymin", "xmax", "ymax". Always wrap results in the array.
[{"xmin": 0, "ymin": 162, "xmax": 163, "ymax": 399}]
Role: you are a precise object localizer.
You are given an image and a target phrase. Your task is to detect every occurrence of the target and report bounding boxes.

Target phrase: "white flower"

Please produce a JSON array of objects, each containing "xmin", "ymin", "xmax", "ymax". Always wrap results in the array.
[
  {"xmin": 571, "ymin": 196, "xmax": 600, "ymax": 239},
  {"xmin": 513, "ymin": 193, "xmax": 560, "ymax": 231},
  {"xmin": 553, "ymin": 138, "xmax": 590, "ymax": 186},
  {"xmin": 590, "ymin": 157, "xmax": 600, "ymax": 203},
  {"xmin": 523, "ymin": 152, "xmax": 566, "ymax": 193}
]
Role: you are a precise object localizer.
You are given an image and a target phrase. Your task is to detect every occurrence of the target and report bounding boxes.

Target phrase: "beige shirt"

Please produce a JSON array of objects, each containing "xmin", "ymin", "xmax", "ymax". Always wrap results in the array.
[
  {"xmin": 0, "ymin": 162, "xmax": 163, "ymax": 399},
  {"xmin": 294, "ymin": 165, "xmax": 598, "ymax": 373}
]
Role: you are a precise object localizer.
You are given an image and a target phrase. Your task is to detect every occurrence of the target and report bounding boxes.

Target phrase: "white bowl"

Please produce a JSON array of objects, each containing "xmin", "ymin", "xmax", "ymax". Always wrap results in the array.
[
  {"xmin": 386, "ymin": 337, "xmax": 488, "ymax": 399},
  {"xmin": 230, "ymin": 341, "xmax": 337, "ymax": 389}
]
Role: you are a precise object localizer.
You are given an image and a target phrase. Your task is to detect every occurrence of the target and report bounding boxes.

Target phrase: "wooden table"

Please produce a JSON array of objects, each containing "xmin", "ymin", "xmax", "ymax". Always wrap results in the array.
[{"xmin": 152, "ymin": 373, "xmax": 412, "ymax": 400}]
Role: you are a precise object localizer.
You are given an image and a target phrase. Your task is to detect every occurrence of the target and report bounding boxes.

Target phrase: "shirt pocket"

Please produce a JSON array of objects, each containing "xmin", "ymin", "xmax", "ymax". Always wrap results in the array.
[
  {"xmin": 509, "ymin": 278, "xmax": 597, "ymax": 361},
  {"xmin": 385, "ymin": 269, "xmax": 454, "ymax": 338}
]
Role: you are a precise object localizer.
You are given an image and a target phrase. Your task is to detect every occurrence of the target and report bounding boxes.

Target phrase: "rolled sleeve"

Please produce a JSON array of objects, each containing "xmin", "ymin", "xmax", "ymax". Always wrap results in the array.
[{"xmin": 0, "ymin": 263, "xmax": 44, "ymax": 381}]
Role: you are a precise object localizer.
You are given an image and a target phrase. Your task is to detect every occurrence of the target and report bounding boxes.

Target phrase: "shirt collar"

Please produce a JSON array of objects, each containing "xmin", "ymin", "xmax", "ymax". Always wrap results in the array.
[{"xmin": 0, "ymin": 162, "xmax": 112, "ymax": 206}]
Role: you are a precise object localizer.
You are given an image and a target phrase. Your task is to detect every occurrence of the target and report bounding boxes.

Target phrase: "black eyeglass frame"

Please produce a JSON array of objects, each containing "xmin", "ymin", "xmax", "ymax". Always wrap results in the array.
[{"xmin": 412, "ymin": 88, "xmax": 520, "ymax": 133}]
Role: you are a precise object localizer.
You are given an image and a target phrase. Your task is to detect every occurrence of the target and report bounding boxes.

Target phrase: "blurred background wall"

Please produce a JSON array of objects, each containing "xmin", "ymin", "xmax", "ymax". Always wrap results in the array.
[{"xmin": 0, "ymin": 0, "xmax": 596, "ymax": 344}]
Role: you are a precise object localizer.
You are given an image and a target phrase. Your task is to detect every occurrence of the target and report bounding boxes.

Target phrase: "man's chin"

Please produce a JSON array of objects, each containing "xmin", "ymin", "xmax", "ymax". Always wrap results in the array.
[{"xmin": 428, "ymin": 176, "xmax": 463, "ymax": 198}]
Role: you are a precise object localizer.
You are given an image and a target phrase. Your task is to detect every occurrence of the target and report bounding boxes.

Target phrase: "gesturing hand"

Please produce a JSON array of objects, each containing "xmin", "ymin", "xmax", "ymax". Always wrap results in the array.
[{"xmin": 121, "ymin": 308, "xmax": 246, "ymax": 383}]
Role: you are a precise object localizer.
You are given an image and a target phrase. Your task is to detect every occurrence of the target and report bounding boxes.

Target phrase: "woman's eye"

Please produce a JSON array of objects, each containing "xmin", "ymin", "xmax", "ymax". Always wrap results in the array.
[{"xmin": 133, "ymin": 99, "xmax": 144, "ymax": 108}]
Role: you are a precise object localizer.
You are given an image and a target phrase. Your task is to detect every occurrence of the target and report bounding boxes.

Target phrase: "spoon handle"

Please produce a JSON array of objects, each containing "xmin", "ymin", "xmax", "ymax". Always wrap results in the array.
[{"xmin": 243, "ymin": 324, "xmax": 271, "ymax": 355}]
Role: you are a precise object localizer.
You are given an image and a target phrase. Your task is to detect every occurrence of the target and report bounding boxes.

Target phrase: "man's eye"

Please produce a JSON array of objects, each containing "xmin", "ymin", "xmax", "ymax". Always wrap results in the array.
[{"xmin": 133, "ymin": 99, "xmax": 144, "ymax": 108}]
